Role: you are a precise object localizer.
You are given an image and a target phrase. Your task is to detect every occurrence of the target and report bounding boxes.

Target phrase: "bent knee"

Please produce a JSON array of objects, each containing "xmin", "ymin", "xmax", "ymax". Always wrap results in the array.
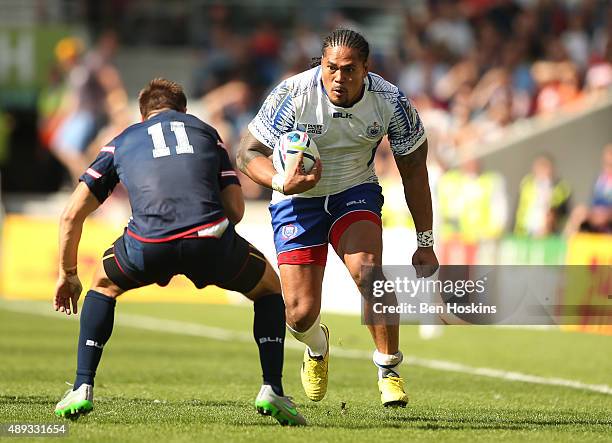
[
  {"xmin": 91, "ymin": 276, "xmax": 123, "ymax": 299},
  {"xmin": 285, "ymin": 301, "xmax": 319, "ymax": 331},
  {"xmin": 244, "ymin": 262, "xmax": 281, "ymax": 300},
  {"xmin": 348, "ymin": 257, "xmax": 382, "ymax": 298}
]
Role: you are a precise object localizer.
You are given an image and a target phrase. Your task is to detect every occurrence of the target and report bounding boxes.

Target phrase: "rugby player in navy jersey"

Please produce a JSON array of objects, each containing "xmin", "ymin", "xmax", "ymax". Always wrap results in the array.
[{"xmin": 53, "ymin": 78, "xmax": 306, "ymax": 426}]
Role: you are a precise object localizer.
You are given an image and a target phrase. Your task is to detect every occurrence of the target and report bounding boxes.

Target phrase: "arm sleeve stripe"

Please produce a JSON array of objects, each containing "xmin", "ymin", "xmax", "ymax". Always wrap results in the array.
[{"xmin": 86, "ymin": 168, "xmax": 102, "ymax": 179}]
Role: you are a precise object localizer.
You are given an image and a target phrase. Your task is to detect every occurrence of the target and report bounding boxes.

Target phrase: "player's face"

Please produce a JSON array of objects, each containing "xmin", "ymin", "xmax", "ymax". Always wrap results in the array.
[{"xmin": 321, "ymin": 46, "xmax": 368, "ymax": 107}]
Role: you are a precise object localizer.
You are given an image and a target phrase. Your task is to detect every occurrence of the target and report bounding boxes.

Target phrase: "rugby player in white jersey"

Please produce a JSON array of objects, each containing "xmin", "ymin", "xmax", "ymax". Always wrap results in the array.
[{"xmin": 237, "ymin": 29, "xmax": 439, "ymax": 407}]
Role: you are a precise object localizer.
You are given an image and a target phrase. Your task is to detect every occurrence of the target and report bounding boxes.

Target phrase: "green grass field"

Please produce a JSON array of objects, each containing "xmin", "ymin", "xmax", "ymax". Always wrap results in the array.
[{"xmin": 1, "ymin": 299, "xmax": 611, "ymax": 442}]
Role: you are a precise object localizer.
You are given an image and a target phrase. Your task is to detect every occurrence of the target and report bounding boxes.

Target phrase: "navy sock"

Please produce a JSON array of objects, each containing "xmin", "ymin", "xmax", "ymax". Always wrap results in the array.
[
  {"xmin": 73, "ymin": 290, "xmax": 116, "ymax": 389},
  {"xmin": 253, "ymin": 294, "xmax": 285, "ymax": 396}
]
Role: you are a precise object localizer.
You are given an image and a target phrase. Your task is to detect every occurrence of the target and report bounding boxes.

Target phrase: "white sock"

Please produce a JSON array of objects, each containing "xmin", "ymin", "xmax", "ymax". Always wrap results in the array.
[
  {"xmin": 373, "ymin": 350, "xmax": 403, "ymax": 379},
  {"xmin": 287, "ymin": 316, "xmax": 328, "ymax": 357}
]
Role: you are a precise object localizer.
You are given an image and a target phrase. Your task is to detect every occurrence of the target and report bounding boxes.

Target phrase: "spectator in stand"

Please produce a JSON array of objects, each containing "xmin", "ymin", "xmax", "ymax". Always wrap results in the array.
[
  {"xmin": 514, "ymin": 154, "xmax": 571, "ymax": 237},
  {"xmin": 38, "ymin": 38, "xmax": 81, "ymax": 151},
  {"xmin": 565, "ymin": 144, "xmax": 612, "ymax": 235},
  {"xmin": 592, "ymin": 144, "xmax": 612, "ymax": 209},
  {"xmin": 49, "ymin": 30, "xmax": 127, "ymax": 184},
  {"xmin": 427, "ymin": 0, "xmax": 475, "ymax": 58},
  {"xmin": 437, "ymin": 156, "xmax": 508, "ymax": 245}
]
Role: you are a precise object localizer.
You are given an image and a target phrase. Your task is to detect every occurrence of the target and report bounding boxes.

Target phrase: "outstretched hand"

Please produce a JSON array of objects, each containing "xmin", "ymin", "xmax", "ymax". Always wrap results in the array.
[
  {"xmin": 282, "ymin": 153, "xmax": 322, "ymax": 195},
  {"xmin": 53, "ymin": 273, "xmax": 82, "ymax": 315}
]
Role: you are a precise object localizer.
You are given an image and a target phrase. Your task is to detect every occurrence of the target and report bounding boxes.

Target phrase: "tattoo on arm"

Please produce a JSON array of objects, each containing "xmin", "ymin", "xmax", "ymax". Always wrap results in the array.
[{"xmin": 236, "ymin": 132, "xmax": 273, "ymax": 173}]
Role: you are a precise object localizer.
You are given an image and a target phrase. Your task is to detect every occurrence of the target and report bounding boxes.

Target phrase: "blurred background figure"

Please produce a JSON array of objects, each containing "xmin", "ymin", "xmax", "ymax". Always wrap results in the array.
[
  {"xmin": 48, "ymin": 31, "xmax": 127, "ymax": 184},
  {"xmin": 514, "ymin": 154, "xmax": 571, "ymax": 237},
  {"xmin": 37, "ymin": 37, "xmax": 80, "ymax": 154},
  {"xmin": 565, "ymin": 143, "xmax": 612, "ymax": 235},
  {"xmin": 592, "ymin": 144, "xmax": 612, "ymax": 210},
  {"xmin": 437, "ymin": 156, "xmax": 508, "ymax": 264}
]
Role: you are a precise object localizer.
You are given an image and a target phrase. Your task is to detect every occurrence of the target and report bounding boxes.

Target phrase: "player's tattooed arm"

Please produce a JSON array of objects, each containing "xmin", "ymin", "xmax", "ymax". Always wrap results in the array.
[
  {"xmin": 394, "ymin": 140, "xmax": 433, "ymax": 234},
  {"xmin": 237, "ymin": 130, "xmax": 322, "ymax": 194},
  {"xmin": 236, "ymin": 131, "xmax": 273, "ymax": 172},
  {"xmin": 236, "ymin": 131, "xmax": 277, "ymax": 188}
]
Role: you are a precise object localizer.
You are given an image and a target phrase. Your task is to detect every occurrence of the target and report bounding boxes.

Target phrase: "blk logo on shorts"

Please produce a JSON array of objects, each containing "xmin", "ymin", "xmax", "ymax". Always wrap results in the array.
[
  {"xmin": 346, "ymin": 199, "xmax": 366, "ymax": 207},
  {"xmin": 281, "ymin": 224, "xmax": 298, "ymax": 240}
]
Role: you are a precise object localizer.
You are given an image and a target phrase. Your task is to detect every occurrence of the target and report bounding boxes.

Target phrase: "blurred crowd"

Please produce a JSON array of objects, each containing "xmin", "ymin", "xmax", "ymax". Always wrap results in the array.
[
  {"xmin": 12, "ymin": 0, "xmax": 612, "ymax": 242},
  {"xmin": 396, "ymin": 0, "xmax": 612, "ymax": 166}
]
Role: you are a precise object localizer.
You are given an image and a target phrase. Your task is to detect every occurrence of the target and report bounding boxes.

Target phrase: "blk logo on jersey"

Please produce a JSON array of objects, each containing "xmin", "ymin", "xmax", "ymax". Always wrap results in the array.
[
  {"xmin": 332, "ymin": 112, "xmax": 352, "ymax": 119},
  {"xmin": 297, "ymin": 123, "xmax": 323, "ymax": 135},
  {"xmin": 281, "ymin": 224, "xmax": 298, "ymax": 240}
]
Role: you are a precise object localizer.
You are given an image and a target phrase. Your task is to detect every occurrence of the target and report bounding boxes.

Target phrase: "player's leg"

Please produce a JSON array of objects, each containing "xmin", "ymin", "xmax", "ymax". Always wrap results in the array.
[
  {"xmin": 280, "ymin": 263, "xmax": 326, "ymax": 351},
  {"xmin": 201, "ymin": 231, "xmax": 305, "ymax": 426},
  {"xmin": 279, "ymin": 263, "xmax": 329, "ymax": 402},
  {"xmin": 55, "ymin": 236, "xmax": 153, "ymax": 418},
  {"xmin": 244, "ymin": 261, "xmax": 307, "ymax": 426},
  {"xmin": 333, "ymin": 220, "xmax": 408, "ymax": 407},
  {"xmin": 269, "ymin": 196, "xmax": 331, "ymax": 401},
  {"xmin": 329, "ymin": 184, "xmax": 408, "ymax": 407},
  {"xmin": 333, "ymin": 220, "xmax": 398, "ymax": 352},
  {"xmin": 54, "ymin": 259, "xmax": 126, "ymax": 418}
]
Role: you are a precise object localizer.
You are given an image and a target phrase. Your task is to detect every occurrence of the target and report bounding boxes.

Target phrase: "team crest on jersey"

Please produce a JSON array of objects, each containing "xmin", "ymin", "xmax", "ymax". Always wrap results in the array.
[
  {"xmin": 281, "ymin": 224, "xmax": 298, "ymax": 240},
  {"xmin": 366, "ymin": 122, "xmax": 382, "ymax": 138},
  {"xmin": 296, "ymin": 123, "xmax": 323, "ymax": 135}
]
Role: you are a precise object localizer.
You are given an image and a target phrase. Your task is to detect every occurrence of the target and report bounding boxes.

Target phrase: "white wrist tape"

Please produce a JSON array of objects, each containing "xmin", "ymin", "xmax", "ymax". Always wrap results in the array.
[
  {"xmin": 271, "ymin": 174, "xmax": 285, "ymax": 194},
  {"xmin": 417, "ymin": 230, "xmax": 434, "ymax": 247}
]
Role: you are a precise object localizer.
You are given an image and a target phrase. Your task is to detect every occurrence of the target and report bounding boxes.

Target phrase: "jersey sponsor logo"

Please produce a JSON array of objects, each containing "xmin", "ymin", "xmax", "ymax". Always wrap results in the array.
[
  {"xmin": 366, "ymin": 122, "xmax": 382, "ymax": 138},
  {"xmin": 346, "ymin": 199, "xmax": 367, "ymax": 207},
  {"xmin": 332, "ymin": 112, "xmax": 352, "ymax": 119},
  {"xmin": 281, "ymin": 224, "xmax": 298, "ymax": 240},
  {"xmin": 296, "ymin": 122, "xmax": 323, "ymax": 135}
]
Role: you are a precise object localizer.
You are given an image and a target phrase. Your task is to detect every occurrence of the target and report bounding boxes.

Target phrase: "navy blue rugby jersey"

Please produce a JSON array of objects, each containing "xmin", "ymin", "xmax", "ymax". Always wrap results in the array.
[{"xmin": 79, "ymin": 110, "xmax": 240, "ymax": 241}]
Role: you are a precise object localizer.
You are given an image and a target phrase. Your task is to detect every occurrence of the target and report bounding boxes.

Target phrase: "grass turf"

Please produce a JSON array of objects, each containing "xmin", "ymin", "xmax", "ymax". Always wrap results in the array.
[{"xmin": 0, "ymin": 300, "xmax": 610, "ymax": 442}]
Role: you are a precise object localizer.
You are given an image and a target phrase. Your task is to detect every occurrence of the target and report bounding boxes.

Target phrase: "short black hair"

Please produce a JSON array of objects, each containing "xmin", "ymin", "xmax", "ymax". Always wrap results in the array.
[
  {"xmin": 311, "ymin": 29, "xmax": 370, "ymax": 67},
  {"xmin": 138, "ymin": 78, "xmax": 187, "ymax": 118}
]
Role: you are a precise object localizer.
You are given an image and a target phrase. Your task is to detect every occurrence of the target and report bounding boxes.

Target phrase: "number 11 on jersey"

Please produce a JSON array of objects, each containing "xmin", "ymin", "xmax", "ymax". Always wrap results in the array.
[{"xmin": 147, "ymin": 121, "xmax": 194, "ymax": 158}]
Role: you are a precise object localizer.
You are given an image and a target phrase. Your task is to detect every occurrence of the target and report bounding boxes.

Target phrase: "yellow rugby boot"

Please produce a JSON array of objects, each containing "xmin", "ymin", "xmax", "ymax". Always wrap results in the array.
[
  {"xmin": 300, "ymin": 324, "xmax": 329, "ymax": 402},
  {"xmin": 378, "ymin": 375, "xmax": 409, "ymax": 407}
]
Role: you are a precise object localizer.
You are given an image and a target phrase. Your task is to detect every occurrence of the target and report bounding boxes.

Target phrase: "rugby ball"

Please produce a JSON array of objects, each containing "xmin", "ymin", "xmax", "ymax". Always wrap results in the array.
[{"xmin": 273, "ymin": 131, "xmax": 320, "ymax": 175}]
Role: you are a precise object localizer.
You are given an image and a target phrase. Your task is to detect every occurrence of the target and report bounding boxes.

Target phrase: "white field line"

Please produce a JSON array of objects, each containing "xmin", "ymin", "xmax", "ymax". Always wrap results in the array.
[{"xmin": 1, "ymin": 300, "xmax": 611, "ymax": 396}]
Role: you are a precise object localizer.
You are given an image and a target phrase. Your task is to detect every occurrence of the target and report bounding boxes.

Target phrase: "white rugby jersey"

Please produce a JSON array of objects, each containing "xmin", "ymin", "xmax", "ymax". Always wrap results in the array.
[{"xmin": 248, "ymin": 66, "xmax": 427, "ymax": 199}]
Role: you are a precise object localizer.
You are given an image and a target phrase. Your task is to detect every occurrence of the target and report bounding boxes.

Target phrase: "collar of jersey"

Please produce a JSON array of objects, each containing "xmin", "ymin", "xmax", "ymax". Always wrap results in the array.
[{"xmin": 147, "ymin": 109, "xmax": 175, "ymax": 121}]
